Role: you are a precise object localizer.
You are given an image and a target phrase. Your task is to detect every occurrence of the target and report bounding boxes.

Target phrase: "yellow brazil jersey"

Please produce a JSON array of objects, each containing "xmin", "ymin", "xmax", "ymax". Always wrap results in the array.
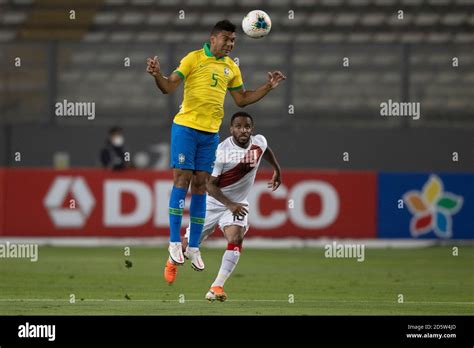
[{"xmin": 172, "ymin": 43, "xmax": 244, "ymax": 133}]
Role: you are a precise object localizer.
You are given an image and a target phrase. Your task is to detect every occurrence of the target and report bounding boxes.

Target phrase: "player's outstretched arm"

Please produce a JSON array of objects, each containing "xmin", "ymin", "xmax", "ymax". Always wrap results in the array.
[
  {"xmin": 229, "ymin": 71, "xmax": 286, "ymax": 107},
  {"xmin": 146, "ymin": 56, "xmax": 182, "ymax": 94},
  {"xmin": 263, "ymin": 146, "xmax": 282, "ymax": 191},
  {"xmin": 207, "ymin": 176, "xmax": 248, "ymax": 217}
]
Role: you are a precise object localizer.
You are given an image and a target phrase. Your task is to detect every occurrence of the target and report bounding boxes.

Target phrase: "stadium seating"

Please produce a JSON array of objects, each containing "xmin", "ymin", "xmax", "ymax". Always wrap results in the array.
[{"xmin": 0, "ymin": 0, "xmax": 473, "ymax": 126}]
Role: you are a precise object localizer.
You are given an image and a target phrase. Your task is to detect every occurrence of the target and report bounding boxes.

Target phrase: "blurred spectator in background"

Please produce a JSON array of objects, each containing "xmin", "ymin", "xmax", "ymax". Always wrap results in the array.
[{"xmin": 100, "ymin": 127, "xmax": 128, "ymax": 170}]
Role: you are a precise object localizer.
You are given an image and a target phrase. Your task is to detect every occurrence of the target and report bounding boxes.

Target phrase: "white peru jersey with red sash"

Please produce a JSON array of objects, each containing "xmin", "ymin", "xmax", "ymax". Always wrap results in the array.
[{"xmin": 209, "ymin": 134, "xmax": 268, "ymax": 206}]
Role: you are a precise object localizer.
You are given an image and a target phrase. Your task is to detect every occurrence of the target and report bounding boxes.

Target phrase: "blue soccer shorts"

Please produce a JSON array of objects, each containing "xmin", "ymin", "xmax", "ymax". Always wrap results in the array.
[{"xmin": 170, "ymin": 122, "xmax": 220, "ymax": 174}]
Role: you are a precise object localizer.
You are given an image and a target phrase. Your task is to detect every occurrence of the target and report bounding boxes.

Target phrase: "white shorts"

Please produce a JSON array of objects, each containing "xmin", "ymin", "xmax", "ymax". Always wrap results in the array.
[{"xmin": 185, "ymin": 200, "xmax": 249, "ymax": 244}]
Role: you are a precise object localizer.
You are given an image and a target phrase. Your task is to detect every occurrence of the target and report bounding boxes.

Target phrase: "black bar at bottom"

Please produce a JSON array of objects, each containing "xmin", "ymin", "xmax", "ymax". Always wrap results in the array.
[{"xmin": 0, "ymin": 315, "xmax": 472, "ymax": 346}]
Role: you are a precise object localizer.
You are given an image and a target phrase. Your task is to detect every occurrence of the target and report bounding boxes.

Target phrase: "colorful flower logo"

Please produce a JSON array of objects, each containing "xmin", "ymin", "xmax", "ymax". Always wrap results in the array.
[{"xmin": 403, "ymin": 175, "xmax": 463, "ymax": 238}]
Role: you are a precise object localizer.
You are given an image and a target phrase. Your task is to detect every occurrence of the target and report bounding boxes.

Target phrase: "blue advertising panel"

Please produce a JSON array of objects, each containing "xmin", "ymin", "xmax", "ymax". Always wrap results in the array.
[{"xmin": 378, "ymin": 173, "xmax": 474, "ymax": 239}]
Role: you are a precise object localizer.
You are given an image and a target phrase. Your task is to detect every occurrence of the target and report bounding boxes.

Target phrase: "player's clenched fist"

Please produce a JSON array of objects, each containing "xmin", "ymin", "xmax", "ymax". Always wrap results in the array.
[{"xmin": 146, "ymin": 56, "xmax": 161, "ymax": 77}]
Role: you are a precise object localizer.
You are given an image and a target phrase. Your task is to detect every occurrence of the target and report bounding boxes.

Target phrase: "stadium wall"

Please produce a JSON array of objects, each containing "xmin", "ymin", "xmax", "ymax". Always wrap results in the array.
[
  {"xmin": 0, "ymin": 127, "xmax": 6, "ymax": 166},
  {"xmin": 2, "ymin": 124, "xmax": 474, "ymax": 171},
  {"xmin": 0, "ymin": 169, "xmax": 4, "ymax": 237},
  {"xmin": 0, "ymin": 168, "xmax": 472, "ymax": 240}
]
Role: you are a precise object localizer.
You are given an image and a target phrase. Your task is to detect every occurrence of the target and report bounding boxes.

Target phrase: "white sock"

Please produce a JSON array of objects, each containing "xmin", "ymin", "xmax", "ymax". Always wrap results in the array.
[{"xmin": 211, "ymin": 249, "xmax": 240, "ymax": 288}]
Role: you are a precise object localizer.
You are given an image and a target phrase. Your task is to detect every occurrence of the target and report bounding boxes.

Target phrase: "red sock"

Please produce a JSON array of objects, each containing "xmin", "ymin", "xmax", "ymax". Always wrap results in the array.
[{"xmin": 227, "ymin": 243, "xmax": 242, "ymax": 252}]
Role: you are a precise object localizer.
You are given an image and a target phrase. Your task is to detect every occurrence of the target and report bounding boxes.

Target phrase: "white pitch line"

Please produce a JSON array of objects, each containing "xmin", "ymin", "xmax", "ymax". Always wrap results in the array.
[{"xmin": 0, "ymin": 299, "xmax": 472, "ymax": 305}]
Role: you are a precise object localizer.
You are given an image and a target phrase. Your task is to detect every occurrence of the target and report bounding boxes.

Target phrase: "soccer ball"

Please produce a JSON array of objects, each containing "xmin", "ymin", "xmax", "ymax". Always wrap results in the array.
[{"xmin": 242, "ymin": 10, "xmax": 272, "ymax": 39}]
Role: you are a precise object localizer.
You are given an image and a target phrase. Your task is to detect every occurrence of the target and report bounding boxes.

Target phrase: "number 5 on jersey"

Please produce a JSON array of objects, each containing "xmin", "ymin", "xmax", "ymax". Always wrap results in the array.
[{"xmin": 210, "ymin": 73, "xmax": 218, "ymax": 87}]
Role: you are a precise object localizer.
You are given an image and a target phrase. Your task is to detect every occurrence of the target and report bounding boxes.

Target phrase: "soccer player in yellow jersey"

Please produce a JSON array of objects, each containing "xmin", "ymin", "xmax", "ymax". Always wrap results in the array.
[{"xmin": 146, "ymin": 20, "xmax": 286, "ymax": 284}]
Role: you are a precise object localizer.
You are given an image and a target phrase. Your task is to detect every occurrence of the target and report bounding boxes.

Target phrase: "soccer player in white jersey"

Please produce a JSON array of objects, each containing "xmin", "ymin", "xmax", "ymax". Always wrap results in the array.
[{"xmin": 165, "ymin": 111, "xmax": 282, "ymax": 302}]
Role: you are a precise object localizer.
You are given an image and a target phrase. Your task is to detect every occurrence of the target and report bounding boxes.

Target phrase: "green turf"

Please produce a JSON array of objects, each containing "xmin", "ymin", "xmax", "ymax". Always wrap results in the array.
[{"xmin": 0, "ymin": 246, "xmax": 472, "ymax": 315}]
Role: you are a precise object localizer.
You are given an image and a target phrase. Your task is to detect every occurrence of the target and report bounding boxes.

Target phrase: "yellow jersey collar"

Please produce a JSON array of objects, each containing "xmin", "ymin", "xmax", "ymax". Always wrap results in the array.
[{"xmin": 203, "ymin": 43, "xmax": 225, "ymax": 61}]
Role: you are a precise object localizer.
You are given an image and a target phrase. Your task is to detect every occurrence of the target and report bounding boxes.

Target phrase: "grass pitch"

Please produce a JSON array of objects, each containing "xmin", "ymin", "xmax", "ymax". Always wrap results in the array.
[{"xmin": 0, "ymin": 246, "xmax": 472, "ymax": 315}]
